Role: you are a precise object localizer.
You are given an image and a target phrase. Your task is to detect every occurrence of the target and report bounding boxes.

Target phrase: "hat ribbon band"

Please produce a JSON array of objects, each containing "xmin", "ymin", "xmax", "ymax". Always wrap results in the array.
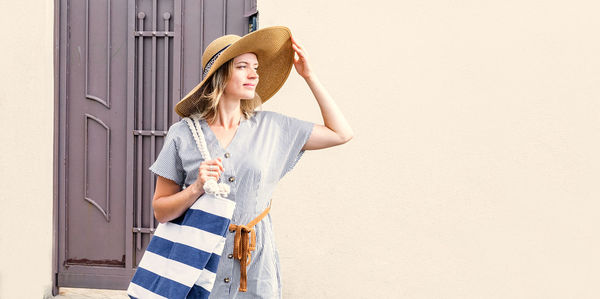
[{"xmin": 202, "ymin": 44, "xmax": 232, "ymax": 79}]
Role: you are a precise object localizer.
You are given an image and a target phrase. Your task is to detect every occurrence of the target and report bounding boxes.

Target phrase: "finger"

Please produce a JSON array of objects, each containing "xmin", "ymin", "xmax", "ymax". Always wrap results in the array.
[
  {"xmin": 207, "ymin": 159, "xmax": 224, "ymax": 171},
  {"xmin": 292, "ymin": 41, "xmax": 303, "ymax": 54},
  {"xmin": 292, "ymin": 45, "xmax": 301, "ymax": 56},
  {"xmin": 209, "ymin": 165, "xmax": 222, "ymax": 173},
  {"xmin": 292, "ymin": 42, "xmax": 301, "ymax": 52},
  {"xmin": 201, "ymin": 165, "xmax": 220, "ymax": 177},
  {"xmin": 203, "ymin": 171, "xmax": 217, "ymax": 180},
  {"xmin": 291, "ymin": 35, "xmax": 301, "ymax": 48},
  {"xmin": 293, "ymin": 46, "xmax": 305, "ymax": 59},
  {"xmin": 208, "ymin": 162, "xmax": 222, "ymax": 173},
  {"xmin": 201, "ymin": 161, "xmax": 214, "ymax": 168},
  {"xmin": 200, "ymin": 174, "xmax": 209, "ymax": 182}
]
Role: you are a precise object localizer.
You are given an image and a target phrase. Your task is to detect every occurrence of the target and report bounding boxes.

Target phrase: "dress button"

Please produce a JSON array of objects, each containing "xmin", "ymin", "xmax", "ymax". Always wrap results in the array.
[
  {"xmin": 227, "ymin": 253, "xmax": 233, "ymax": 259},
  {"xmin": 224, "ymin": 277, "xmax": 231, "ymax": 283},
  {"xmin": 224, "ymin": 152, "xmax": 231, "ymax": 158},
  {"xmin": 228, "ymin": 176, "xmax": 235, "ymax": 182}
]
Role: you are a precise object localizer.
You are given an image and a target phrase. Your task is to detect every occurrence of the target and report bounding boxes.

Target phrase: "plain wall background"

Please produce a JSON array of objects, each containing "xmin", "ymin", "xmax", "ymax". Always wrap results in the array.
[
  {"xmin": 0, "ymin": 1, "xmax": 55, "ymax": 298},
  {"xmin": 261, "ymin": 0, "xmax": 600, "ymax": 298},
  {"xmin": 1, "ymin": 0, "xmax": 600, "ymax": 298}
]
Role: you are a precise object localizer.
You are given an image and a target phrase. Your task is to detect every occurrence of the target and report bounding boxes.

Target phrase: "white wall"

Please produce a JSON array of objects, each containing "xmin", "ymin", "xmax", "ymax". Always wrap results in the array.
[
  {"xmin": 0, "ymin": 1, "xmax": 55, "ymax": 299},
  {"xmin": 260, "ymin": 1, "xmax": 600, "ymax": 298}
]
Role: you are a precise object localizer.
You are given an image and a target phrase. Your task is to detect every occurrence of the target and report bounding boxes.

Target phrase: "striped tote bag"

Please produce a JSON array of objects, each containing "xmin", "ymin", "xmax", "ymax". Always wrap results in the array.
[{"xmin": 128, "ymin": 115, "xmax": 235, "ymax": 299}]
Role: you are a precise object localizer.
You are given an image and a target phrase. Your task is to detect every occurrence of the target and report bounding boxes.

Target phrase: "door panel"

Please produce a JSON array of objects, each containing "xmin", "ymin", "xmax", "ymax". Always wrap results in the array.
[{"xmin": 56, "ymin": 0, "xmax": 253, "ymax": 289}]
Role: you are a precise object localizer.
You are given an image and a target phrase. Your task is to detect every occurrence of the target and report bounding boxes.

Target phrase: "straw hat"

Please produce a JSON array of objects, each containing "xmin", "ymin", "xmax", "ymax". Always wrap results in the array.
[{"xmin": 175, "ymin": 26, "xmax": 295, "ymax": 117}]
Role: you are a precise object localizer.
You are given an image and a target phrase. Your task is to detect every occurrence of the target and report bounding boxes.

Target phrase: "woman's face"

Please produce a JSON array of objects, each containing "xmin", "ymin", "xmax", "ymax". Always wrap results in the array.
[{"xmin": 224, "ymin": 52, "xmax": 259, "ymax": 100}]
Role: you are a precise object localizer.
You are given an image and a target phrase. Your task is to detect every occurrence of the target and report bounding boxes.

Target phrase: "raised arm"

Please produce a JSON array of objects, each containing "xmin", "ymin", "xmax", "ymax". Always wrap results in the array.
[{"xmin": 291, "ymin": 34, "xmax": 354, "ymax": 151}]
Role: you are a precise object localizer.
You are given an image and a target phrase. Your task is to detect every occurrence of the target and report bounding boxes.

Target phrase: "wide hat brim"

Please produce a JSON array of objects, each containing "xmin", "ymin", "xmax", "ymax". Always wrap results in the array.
[{"xmin": 175, "ymin": 26, "xmax": 294, "ymax": 117}]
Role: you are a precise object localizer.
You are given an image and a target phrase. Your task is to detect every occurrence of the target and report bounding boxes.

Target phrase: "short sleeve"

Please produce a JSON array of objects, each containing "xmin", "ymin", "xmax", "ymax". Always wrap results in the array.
[
  {"xmin": 274, "ymin": 112, "xmax": 315, "ymax": 179},
  {"xmin": 149, "ymin": 123, "xmax": 185, "ymax": 185}
]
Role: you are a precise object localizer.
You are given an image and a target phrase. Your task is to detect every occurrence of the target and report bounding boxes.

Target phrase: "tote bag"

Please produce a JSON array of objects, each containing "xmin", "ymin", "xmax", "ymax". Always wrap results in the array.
[{"xmin": 127, "ymin": 115, "xmax": 235, "ymax": 299}]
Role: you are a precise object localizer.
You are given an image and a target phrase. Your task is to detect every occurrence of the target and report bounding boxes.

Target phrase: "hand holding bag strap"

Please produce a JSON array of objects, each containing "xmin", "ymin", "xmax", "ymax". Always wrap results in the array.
[{"xmin": 183, "ymin": 114, "xmax": 231, "ymax": 197}]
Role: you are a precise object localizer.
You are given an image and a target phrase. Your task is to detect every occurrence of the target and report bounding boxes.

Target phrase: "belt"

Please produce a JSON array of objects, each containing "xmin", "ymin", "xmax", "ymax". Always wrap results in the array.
[{"xmin": 228, "ymin": 201, "xmax": 272, "ymax": 292}]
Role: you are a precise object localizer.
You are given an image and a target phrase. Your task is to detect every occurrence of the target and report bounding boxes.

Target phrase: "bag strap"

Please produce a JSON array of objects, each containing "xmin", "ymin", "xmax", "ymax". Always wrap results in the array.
[{"xmin": 183, "ymin": 114, "xmax": 230, "ymax": 197}]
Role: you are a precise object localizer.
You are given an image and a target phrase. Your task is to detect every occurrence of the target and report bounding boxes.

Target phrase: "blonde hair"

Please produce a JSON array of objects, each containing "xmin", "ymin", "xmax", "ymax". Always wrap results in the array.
[{"xmin": 189, "ymin": 58, "xmax": 262, "ymax": 124}]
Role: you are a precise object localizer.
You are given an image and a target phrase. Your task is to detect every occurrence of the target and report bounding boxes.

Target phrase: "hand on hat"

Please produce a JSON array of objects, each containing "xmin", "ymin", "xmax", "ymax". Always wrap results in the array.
[{"xmin": 291, "ymin": 34, "xmax": 314, "ymax": 80}]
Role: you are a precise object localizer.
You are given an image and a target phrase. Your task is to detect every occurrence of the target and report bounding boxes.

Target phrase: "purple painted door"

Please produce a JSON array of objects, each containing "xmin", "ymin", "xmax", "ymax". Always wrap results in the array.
[{"xmin": 55, "ymin": 0, "xmax": 257, "ymax": 290}]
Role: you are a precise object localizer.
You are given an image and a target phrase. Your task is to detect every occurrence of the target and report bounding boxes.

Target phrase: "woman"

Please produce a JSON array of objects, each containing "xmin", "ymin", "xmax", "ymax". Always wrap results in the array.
[{"xmin": 144, "ymin": 26, "xmax": 352, "ymax": 298}]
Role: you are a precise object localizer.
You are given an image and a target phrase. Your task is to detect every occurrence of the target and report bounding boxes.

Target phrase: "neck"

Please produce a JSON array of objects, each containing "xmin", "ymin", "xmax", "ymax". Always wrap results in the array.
[{"xmin": 212, "ymin": 94, "xmax": 242, "ymax": 129}]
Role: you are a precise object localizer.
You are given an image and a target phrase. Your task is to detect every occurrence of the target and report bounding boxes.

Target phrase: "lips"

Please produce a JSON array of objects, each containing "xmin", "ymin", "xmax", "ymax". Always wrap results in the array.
[{"xmin": 243, "ymin": 84, "xmax": 255, "ymax": 87}]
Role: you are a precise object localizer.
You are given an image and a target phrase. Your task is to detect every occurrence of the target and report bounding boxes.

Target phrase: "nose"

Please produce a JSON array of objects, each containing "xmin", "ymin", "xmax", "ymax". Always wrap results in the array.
[{"xmin": 248, "ymin": 68, "xmax": 259, "ymax": 79}]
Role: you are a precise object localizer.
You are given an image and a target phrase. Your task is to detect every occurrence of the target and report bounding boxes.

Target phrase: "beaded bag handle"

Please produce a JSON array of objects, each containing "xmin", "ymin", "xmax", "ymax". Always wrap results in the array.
[{"xmin": 183, "ymin": 114, "xmax": 231, "ymax": 197}]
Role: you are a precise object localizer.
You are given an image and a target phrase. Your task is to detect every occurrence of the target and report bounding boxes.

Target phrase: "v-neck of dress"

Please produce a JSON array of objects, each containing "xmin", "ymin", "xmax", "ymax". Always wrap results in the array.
[{"xmin": 200, "ymin": 117, "xmax": 246, "ymax": 152}]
